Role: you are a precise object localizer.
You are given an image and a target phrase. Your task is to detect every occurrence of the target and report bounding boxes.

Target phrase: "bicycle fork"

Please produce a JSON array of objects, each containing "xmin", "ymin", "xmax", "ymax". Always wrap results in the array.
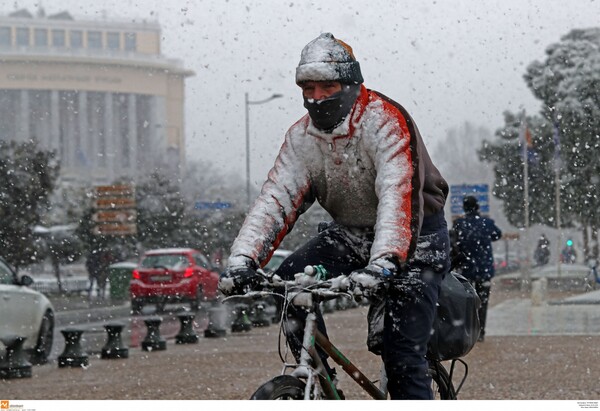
[{"xmin": 291, "ymin": 311, "xmax": 341, "ymax": 400}]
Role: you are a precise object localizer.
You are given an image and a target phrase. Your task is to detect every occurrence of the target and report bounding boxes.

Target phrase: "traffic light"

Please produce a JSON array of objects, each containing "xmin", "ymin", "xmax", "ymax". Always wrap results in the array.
[{"xmin": 566, "ymin": 239, "xmax": 573, "ymax": 247}]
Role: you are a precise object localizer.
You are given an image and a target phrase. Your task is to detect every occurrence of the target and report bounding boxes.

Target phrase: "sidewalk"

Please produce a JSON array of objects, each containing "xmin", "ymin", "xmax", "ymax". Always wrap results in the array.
[{"xmin": 487, "ymin": 264, "xmax": 600, "ymax": 336}]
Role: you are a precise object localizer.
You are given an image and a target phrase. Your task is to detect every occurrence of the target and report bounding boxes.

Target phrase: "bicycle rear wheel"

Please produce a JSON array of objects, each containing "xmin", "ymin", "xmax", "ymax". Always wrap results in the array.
[
  {"xmin": 251, "ymin": 375, "xmax": 306, "ymax": 400},
  {"xmin": 429, "ymin": 363, "xmax": 455, "ymax": 400}
]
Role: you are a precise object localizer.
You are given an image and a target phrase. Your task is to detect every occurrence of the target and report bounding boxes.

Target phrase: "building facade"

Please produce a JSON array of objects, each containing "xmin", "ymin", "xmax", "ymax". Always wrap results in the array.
[{"xmin": 0, "ymin": 8, "xmax": 193, "ymax": 185}]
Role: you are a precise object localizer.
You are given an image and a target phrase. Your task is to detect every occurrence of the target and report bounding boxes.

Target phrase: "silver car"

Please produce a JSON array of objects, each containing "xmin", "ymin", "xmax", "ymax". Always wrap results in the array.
[{"xmin": 0, "ymin": 257, "xmax": 54, "ymax": 364}]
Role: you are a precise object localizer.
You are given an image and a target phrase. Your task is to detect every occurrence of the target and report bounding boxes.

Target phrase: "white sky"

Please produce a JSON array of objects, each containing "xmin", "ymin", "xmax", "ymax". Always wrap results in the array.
[{"xmin": 5, "ymin": 0, "xmax": 600, "ymax": 196}]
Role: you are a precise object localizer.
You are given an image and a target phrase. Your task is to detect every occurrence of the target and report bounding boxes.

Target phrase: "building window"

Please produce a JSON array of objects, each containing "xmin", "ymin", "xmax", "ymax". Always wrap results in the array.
[
  {"xmin": 124, "ymin": 32, "xmax": 136, "ymax": 51},
  {"xmin": 34, "ymin": 28, "xmax": 48, "ymax": 46},
  {"xmin": 0, "ymin": 27, "xmax": 11, "ymax": 46},
  {"xmin": 107, "ymin": 32, "xmax": 120, "ymax": 50},
  {"xmin": 87, "ymin": 31, "xmax": 102, "ymax": 48},
  {"xmin": 16, "ymin": 27, "xmax": 29, "ymax": 46},
  {"xmin": 70, "ymin": 30, "xmax": 82, "ymax": 48},
  {"xmin": 52, "ymin": 29, "xmax": 65, "ymax": 47}
]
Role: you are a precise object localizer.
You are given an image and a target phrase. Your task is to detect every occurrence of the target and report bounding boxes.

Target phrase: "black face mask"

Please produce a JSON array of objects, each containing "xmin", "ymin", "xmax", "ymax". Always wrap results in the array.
[{"xmin": 303, "ymin": 84, "xmax": 360, "ymax": 132}]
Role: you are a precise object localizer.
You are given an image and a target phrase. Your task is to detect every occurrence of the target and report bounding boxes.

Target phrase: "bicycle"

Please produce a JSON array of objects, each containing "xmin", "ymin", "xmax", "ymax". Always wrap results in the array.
[{"xmin": 222, "ymin": 266, "xmax": 469, "ymax": 400}]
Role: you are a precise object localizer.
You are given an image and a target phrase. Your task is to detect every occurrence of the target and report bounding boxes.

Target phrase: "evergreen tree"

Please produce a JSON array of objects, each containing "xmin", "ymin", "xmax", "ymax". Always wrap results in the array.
[
  {"xmin": 480, "ymin": 28, "xmax": 600, "ymax": 258},
  {"xmin": 479, "ymin": 111, "xmax": 557, "ymax": 228},
  {"xmin": 136, "ymin": 172, "xmax": 187, "ymax": 249},
  {"xmin": 0, "ymin": 140, "xmax": 59, "ymax": 271},
  {"xmin": 524, "ymin": 28, "xmax": 600, "ymax": 259}
]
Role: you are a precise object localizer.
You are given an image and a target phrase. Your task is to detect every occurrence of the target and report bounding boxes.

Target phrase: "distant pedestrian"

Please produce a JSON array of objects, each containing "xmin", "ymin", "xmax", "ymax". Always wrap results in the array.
[
  {"xmin": 561, "ymin": 239, "xmax": 577, "ymax": 264},
  {"xmin": 86, "ymin": 247, "xmax": 115, "ymax": 299},
  {"xmin": 534, "ymin": 234, "xmax": 550, "ymax": 267},
  {"xmin": 452, "ymin": 196, "xmax": 502, "ymax": 342}
]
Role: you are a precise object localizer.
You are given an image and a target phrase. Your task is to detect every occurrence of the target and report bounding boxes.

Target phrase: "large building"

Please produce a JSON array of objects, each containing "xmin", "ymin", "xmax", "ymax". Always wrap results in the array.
[{"xmin": 0, "ymin": 8, "xmax": 193, "ymax": 184}]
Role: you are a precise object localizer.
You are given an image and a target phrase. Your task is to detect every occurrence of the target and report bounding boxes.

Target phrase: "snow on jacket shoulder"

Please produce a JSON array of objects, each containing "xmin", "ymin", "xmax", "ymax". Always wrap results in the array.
[{"xmin": 228, "ymin": 86, "xmax": 448, "ymax": 269}]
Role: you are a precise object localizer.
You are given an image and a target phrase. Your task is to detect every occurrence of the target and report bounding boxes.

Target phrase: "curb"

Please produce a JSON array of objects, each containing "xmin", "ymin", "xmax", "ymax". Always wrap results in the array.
[{"xmin": 55, "ymin": 303, "xmax": 131, "ymax": 327}]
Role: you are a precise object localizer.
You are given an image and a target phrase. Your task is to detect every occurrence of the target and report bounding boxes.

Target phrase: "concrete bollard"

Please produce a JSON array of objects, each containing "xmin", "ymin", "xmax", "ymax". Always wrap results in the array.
[
  {"xmin": 231, "ymin": 304, "xmax": 253, "ymax": 333},
  {"xmin": 250, "ymin": 302, "xmax": 272, "ymax": 327},
  {"xmin": 101, "ymin": 323, "xmax": 129, "ymax": 359},
  {"xmin": 204, "ymin": 305, "xmax": 227, "ymax": 338},
  {"xmin": 58, "ymin": 329, "xmax": 89, "ymax": 368},
  {"xmin": 531, "ymin": 277, "xmax": 548, "ymax": 306},
  {"xmin": 175, "ymin": 313, "xmax": 199, "ymax": 344},
  {"xmin": 141, "ymin": 317, "xmax": 167, "ymax": 351},
  {"xmin": 0, "ymin": 336, "xmax": 32, "ymax": 379}
]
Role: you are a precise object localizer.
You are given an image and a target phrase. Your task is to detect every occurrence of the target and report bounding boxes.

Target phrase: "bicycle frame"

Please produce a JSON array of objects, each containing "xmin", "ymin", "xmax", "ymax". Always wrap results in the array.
[
  {"xmin": 284, "ymin": 289, "xmax": 387, "ymax": 399},
  {"xmin": 231, "ymin": 270, "xmax": 461, "ymax": 400}
]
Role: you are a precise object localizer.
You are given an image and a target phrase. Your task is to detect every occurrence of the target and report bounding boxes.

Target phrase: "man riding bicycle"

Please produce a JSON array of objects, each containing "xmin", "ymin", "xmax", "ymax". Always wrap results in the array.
[{"xmin": 220, "ymin": 33, "xmax": 450, "ymax": 400}]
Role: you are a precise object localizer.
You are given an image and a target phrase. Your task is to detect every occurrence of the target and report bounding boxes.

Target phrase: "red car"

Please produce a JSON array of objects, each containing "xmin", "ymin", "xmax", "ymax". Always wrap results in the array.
[{"xmin": 129, "ymin": 248, "xmax": 220, "ymax": 313}]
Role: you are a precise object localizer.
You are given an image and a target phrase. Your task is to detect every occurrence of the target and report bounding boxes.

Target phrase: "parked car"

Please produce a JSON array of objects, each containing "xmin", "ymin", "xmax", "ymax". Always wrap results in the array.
[
  {"xmin": 494, "ymin": 252, "xmax": 522, "ymax": 274},
  {"xmin": 262, "ymin": 249, "xmax": 292, "ymax": 273},
  {"xmin": 129, "ymin": 248, "xmax": 220, "ymax": 313},
  {"xmin": 258, "ymin": 249, "xmax": 293, "ymax": 321},
  {"xmin": 0, "ymin": 256, "xmax": 54, "ymax": 365}
]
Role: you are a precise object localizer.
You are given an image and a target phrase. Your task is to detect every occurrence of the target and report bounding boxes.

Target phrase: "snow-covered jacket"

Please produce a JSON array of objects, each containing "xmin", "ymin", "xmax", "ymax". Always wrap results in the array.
[{"xmin": 229, "ymin": 85, "xmax": 448, "ymax": 269}]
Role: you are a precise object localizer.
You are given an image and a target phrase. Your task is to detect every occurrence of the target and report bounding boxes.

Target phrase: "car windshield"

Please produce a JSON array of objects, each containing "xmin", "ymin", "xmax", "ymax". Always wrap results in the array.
[
  {"xmin": 141, "ymin": 254, "xmax": 190, "ymax": 270},
  {"xmin": 263, "ymin": 255, "xmax": 286, "ymax": 271},
  {"xmin": 0, "ymin": 259, "xmax": 14, "ymax": 284}
]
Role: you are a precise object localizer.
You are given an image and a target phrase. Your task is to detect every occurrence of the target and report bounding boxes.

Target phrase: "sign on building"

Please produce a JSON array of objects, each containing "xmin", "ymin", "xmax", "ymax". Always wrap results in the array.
[
  {"xmin": 450, "ymin": 184, "xmax": 490, "ymax": 217},
  {"xmin": 92, "ymin": 184, "xmax": 137, "ymax": 235},
  {"xmin": 194, "ymin": 201, "xmax": 232, "ymax": 210}
]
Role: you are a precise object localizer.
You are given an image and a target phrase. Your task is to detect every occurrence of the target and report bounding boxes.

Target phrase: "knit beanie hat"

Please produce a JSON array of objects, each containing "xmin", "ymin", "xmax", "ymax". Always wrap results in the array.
[{"xmin": 296, "ymin": 33, "xmax": 364, "ymax": 85}]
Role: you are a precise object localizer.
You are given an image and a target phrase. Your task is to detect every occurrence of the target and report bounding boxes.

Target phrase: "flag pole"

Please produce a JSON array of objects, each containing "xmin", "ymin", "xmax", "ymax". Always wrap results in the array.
[
  {"xmin": 553, "ymin": 116, "xmax": 562, "ymax": 278},
  {"xmin": 521, "ymin": 111, "xmax": 531, "ymax": 292}
]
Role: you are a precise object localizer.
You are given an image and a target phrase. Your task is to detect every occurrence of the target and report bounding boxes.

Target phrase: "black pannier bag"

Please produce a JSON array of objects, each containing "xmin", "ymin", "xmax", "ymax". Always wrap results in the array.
[
  {"xmin": 366, "ymin": 271, "xmax": 480, "ymax": 360},
  {"xmin": 427, "ymin": 271, "xmax": 481, "ymax": 361}
]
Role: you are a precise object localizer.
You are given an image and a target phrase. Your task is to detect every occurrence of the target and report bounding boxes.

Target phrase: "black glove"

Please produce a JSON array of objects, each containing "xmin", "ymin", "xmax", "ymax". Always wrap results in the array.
[{"xmin": 219, "ymin": 265, "xmax": 260, "ymax": 296}]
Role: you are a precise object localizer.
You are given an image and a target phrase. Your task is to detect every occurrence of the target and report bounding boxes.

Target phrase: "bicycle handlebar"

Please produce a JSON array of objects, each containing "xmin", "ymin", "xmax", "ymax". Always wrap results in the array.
[{"xmin": 221, "ymin": 265, "xmax": 383, "ymax": 305}]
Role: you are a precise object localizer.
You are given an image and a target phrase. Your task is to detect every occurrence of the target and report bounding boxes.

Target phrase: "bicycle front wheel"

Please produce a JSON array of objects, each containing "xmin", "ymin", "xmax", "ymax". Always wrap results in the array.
[
  {"xmin": 429, "ymin": 363, "xmax": 455, "ymax": 400},
  {"xmin": 251, "ymin": 375, "xmax": 306, "ymax": 400}
]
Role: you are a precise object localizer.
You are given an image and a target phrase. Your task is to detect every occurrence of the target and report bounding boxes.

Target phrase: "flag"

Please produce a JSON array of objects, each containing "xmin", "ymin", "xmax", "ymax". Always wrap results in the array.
[
  {"xmin": 521, "ymin": 122, "xmax": 539, "ymax": 165},
  {"xmin": 525, "ymin": 126, "xmax": 533, "ymax": 148}
]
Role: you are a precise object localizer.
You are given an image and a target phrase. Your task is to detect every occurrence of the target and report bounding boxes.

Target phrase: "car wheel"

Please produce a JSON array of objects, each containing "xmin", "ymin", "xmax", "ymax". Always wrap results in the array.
[
  {"xmin": 31, "ymin": 310, "xmax": 54, "ymax": 365},
  {"xmin": 131, "ymin": 298, "xmax": 144, "ymax": 315}
]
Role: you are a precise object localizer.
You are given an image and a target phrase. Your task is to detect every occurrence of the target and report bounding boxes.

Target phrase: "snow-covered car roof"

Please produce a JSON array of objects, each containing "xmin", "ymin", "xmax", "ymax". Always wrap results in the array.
[{"xmin": 144, "ymin": 248, "xmax": 199, "ymax": 255}]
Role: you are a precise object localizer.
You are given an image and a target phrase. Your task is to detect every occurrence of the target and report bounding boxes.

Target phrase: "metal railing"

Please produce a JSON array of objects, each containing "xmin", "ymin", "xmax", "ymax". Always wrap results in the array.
[{"xmin": 30, "ymin": 278, "xmax": 90, "ymax": 295}]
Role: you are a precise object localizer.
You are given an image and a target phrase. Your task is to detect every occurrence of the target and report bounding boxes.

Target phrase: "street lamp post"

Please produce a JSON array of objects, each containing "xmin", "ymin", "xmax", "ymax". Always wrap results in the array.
[{"xmin": 244, "ymin": 92, "xmax": 283, "ymax": 208}]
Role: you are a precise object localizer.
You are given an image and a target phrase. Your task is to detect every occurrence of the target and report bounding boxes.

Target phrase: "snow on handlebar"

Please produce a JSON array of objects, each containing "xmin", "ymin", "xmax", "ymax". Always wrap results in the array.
[{"xmin": 220, "ymin": 265, "xmax": 383, "ymax": 304}]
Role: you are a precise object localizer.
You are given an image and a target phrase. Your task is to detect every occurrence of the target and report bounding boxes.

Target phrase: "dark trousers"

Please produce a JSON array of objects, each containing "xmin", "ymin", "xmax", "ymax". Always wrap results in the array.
[
  {"xmin": 275, "ymin": 212, "xmax": 450, "ymax": 399},
  {"xmin": 470, "ymin": 279, "xmax": 491, "ymax": 338}
]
